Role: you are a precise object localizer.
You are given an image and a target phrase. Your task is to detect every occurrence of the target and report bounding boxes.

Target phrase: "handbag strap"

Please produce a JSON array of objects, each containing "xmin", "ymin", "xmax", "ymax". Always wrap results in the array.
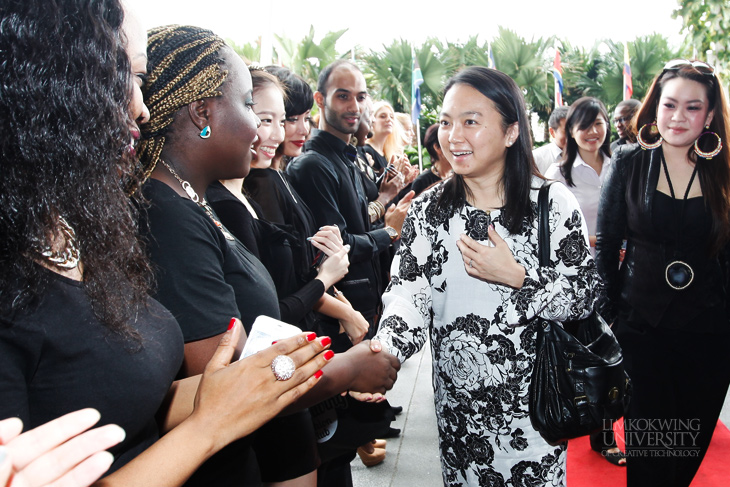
[{"xmin": 537, "ymin": 182, "xmax": 554, "ymax": 267}]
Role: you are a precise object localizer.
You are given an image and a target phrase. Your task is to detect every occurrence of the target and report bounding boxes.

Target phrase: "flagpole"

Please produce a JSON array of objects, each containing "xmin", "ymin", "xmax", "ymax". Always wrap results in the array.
[
  {"xmin": 416, "ymin": 118, "xmax": 423, "ymax": 172},
  {"xmin": 623, "ymin": 42, "xmax": 633, "ymax": 101},
  {"xmin": 411, "ymin": 47, "xmax": 424, "ymax": 171}
]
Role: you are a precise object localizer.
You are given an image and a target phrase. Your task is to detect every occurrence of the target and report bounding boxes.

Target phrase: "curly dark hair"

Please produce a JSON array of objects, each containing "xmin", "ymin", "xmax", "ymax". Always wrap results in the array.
[{"xmin": 0, "ymin": 0, "xmax": 151, "ymax": 338}]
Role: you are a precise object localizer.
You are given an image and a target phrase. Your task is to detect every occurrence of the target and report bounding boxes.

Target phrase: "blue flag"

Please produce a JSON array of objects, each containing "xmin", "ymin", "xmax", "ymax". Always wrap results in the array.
[{"xmin": 411, "ymin": 53, "xmax": 424, "ymax": 125}]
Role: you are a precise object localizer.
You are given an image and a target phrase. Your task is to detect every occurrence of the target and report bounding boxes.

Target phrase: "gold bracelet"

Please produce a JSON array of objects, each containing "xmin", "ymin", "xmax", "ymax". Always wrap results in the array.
[{"xmin": 369, "ymin": 200, "xmax": 385, "ymax": 223}]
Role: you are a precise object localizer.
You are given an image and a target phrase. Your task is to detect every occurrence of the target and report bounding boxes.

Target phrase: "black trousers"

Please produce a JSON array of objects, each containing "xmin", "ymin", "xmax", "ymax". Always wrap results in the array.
[{"xmin": 614, "ymin": 319, "xmax": 730, "ymax": 487}]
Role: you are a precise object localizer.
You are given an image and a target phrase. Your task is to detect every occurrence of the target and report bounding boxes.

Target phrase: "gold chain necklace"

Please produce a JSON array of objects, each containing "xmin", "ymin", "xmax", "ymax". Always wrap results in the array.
[{"xmin": 159, "ymin": 160, "xmax": 235, "ymax": 241}]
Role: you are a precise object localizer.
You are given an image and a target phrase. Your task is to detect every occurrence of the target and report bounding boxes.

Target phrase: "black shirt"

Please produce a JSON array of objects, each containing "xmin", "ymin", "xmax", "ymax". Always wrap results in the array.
[
  {"xmin": 362, "ymin": 144, "xmax": 388, "ymax": 173},
  {"xmin": 0, "ymin": 269, "xmax": 183, "ymax": 475},
  {"xmin": 206, "ymin": 180, "xmax": 324, "ymax": 329},
  {"xmin": 411, "ymin": 169, "xmax": 442, "ymax": 196},
  {"xmin": 287, "ymin": 130, "xmax": 391, "ymax": 321},
  {"xmin": 141, "ymin": 179, "xmax": 280, "ymax": 337}
]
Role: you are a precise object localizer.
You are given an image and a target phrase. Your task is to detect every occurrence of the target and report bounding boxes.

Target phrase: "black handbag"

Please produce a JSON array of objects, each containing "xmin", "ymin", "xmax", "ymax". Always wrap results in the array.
[{"xmin": 528, "ymin": 182, "xmax": 631, "ymax": 445}]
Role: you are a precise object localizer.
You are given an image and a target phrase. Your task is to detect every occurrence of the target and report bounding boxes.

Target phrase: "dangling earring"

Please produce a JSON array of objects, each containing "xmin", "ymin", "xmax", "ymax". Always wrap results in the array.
[
  {"xmin": 636, "ymin": 122, "xmax": 662, "ymax": 150},
  {"xmin": 693, "ymin": 126, "xmax": 723, "ymax": 159},
  {"xmin": 199, "ymin": 126, "xmax": 211, "ymax": 139}
]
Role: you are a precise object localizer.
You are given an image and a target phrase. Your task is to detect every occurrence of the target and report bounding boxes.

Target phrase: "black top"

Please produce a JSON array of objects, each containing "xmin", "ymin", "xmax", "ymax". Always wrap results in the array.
[
  {"xmin": 0, "ymin": 269, "xmax": 183, "ymax": 475},
  {"xmin": 411, "ymin": 169, "xmax": 442, "ymax": 196},
  {"xmin": 206, "ymin": 180, "xmax": 324, "ymax": 329},
  {"xmin": 354, "ymin": 146, "xmax": 380, "ymax": 202},
  {"xmin": 141, "ymin": 179, "xmax": 280, "ymax": 337},
  {"xmin": 206, "ymin": 180, "xmax": 262, "ymax": 258},
  {"xmin": 595, "ymin": 144, "xmax": 729, "ymax": 332},
  {"xmin": 287, "ymin": 130, "xmax": 391, "ymax": 320},
  {"xmin": 361, "ymin": 144, "xmax": 388, "ymax": 173},
  {"xmin": 610, "ymin": 137, "xmax": 627, "ymax": 153},
  {"xmin": 244, "ymin": 167, "xmax": 318, "ymax": 270}
]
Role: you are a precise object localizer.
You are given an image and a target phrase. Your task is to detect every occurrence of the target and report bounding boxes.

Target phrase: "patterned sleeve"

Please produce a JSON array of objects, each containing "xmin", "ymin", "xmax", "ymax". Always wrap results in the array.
[
  {"xmin": 375, "ymin": 196, "xmax": 434, "ymax": 363},
  {"xmin": 506, "ymin": 182, "xmax": 601, "ymax": 326}
]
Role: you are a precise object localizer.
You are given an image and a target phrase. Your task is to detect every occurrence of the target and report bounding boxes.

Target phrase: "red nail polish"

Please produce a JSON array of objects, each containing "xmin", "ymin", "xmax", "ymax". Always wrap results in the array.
[
  {"xmin": 320, "ymin": 336, "xmax": 332, "ymax": 347},
  {"xmin": 323, "ymin": 350, "xmax": 335, "ymax": 361},
  {"xmin": 306, "ymin": 332, "xmax": 317, "ymax": 342},
  {"xmin": 272, "ymin": 340, "xmax": 278, "ymax": 345},
  {"xmin": 227, "ymin": 318, "xmax": 236, "ymax": 331},
  {"xmin": 314, "ymin": 370, "xmax": 323, "ymax": 379}
]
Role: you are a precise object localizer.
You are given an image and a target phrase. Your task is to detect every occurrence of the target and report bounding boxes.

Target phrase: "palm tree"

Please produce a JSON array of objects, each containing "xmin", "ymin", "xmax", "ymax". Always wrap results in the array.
[
  {"xmin": 227, "ymin": 38, "xmax": 261, "ymax": 64},
  {"xmin": 360, "ymin": 39, "xmax": 446, "ymax": 116},
  {"xmin": 492, "ymin": 28, "xmax": 553, "ymax": 141},
  {"xmin": 274, "ymin": 26, "xmax": 349, "ymax": 87},
  {"xmin": 626, "ymin": 34, "xmax": 686, "ymax": 100},
  {"xmin": 360, "ymin": 39, "xmax": 412, "ymax": 112}
]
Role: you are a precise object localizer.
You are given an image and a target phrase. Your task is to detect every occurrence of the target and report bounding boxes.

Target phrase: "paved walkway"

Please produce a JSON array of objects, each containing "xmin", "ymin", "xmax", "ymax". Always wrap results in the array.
[
  {"xmin": 350, "ymin": 341, "xmax": 442, "ymax": 486},
  {"xmin": 352, "ymin": 339, "xmax": 730, "ymax": 486}
]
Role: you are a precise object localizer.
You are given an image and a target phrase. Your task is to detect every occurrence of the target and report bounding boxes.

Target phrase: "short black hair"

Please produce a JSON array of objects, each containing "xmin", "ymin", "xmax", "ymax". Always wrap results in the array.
[
  {"xmin": 615, "ymin": 99, "xmax": 641, "ymax": 114},
  {"xmin": 267, "ymin": 65, "xmax": 314, "ymax": 117},
  {"xmin": 317, "ymin": 59, "xmax": 360, "ymax": 96}
]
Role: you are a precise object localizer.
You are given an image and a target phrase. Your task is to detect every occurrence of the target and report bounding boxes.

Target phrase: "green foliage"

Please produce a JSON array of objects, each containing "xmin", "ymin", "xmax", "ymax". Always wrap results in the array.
[
  {"xmin": 227, "ymin": 38, "xmax": 261, "ymax": 63},
  {"xmin": 250, "ymin": 25, "xmax": 685, "ymax": 140},
  {"xmin": 274, "ymin": 26, "xmax": 349, "ymax": 87},
  {"xmin": 360, "ymin": 39, "xmax": 446, "ymax": 114},
  {"xmin": 673, "ymin": 0, "xmax": 730, "ymax": 78}
]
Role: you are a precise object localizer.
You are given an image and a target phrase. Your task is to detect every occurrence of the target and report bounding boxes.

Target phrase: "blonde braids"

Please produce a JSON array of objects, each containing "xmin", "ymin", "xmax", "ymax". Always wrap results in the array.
[{"xmin": 133, "ymin": 25, "xmax": 228, "ymax": 188}]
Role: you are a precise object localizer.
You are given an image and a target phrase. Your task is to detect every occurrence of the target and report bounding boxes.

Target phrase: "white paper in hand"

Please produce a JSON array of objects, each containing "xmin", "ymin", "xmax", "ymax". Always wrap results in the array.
[{"xmin": 240, "ymin": 315, "xmax": 302, "ymax": 359}]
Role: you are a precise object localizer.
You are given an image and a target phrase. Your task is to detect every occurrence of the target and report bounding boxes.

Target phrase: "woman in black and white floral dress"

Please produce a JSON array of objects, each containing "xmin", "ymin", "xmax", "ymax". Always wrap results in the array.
[{"xmin": 374, "ymin": 67, "xmax": 601, "ymax": 486}]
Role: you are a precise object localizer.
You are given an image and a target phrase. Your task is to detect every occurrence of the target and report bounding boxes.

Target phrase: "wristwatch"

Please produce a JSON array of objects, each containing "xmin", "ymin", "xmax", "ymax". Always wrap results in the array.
[{"xmin": 384, "ymin": 226, "xmax": 399, "ymax": 242}]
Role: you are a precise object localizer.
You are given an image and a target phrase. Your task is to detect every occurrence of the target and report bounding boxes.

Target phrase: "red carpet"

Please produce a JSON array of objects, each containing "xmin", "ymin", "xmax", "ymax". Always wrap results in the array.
[{"xmin": 567, "ymin": 420, "xmax": 730, "ymax": 486}]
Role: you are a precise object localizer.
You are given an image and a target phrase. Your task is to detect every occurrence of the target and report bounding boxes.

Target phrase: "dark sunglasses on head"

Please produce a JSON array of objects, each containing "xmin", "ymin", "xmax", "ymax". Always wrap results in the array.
[{"xmin": 663, "ymin": 59, "xmax": 715, "ymax": 76}]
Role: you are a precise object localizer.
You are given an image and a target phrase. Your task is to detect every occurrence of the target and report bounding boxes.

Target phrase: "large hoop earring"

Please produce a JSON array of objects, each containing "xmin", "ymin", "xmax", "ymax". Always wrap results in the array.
[
  {"xmin": 693, "ymin": 126, "xmax": 723, "ymax": 159},
  {"xmin": 637, "ymin": 123, "xmax": 662, "ymax": 150},
  {"xmin": 199, "ymin": 125, "xmax": 211, "ymax": 139}
]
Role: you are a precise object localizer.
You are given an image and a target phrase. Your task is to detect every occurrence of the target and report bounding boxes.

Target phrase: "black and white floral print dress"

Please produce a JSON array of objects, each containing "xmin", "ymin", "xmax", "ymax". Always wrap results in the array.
[{"xmin": 376, "ymin": 178, "xmax": 601, "ymax": 486}]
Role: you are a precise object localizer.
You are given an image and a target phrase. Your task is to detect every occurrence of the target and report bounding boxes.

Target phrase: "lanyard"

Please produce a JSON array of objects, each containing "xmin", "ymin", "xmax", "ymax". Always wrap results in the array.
[{"xmin": 659, "ymin": 149, "xmax": 699, "ymax": 256}]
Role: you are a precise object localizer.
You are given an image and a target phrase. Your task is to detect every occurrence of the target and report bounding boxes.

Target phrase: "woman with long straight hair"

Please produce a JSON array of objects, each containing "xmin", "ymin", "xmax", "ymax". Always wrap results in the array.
[
  {"xmin": 596, "ymin": 60, "xmax": 730, "ymax": 487},
  {"xmin": 545, "ymin": 97, "xmax": 611, "ymax": 251},
  {"xmin": 375, "ymin": 66, "xmax": 600, "ymax": 486}
]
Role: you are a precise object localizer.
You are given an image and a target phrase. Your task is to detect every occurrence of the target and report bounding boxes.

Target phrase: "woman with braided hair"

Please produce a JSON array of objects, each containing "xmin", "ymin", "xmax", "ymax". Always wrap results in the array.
[
  {"xmin": 136, "ymin": 24, "xmax": 400, "ymax": 486},
  {"xmin": 0, "ymin": 1, "xmax": 332, "ymax": 486}
]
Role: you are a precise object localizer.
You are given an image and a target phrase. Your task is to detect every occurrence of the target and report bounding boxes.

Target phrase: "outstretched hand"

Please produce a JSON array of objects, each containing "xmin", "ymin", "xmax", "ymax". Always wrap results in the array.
[
  {"xmin": 456, "ymin": 226, "xmax": 526, "ymax": 288},
  {"xmin": 0, "ymin": 409, "xmax": 124, "ymax": 487},
  {"xmin": 347, "ymin": 339, "xmax": 393, "ymax": 402},
  {"xmin": 342, "ymin": 340, "xmax": 400, "ymax": 395}
]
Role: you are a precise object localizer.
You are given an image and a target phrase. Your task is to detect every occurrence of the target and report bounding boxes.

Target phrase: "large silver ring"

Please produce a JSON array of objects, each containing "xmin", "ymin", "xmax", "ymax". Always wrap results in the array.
[
  {"xmin": 469, "ymin": 259, "xmax": 474, "ymax": 268},
  {"xmin": 271, "ymin": 355, "xmax": 296, "ymax": 381}
]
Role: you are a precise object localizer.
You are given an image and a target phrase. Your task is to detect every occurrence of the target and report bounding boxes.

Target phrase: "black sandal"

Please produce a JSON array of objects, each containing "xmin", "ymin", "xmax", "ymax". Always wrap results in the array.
[
  {"xmin": 600, "ymin": 448, "xmax": 627, "ymax": 466},
  {"xmin": 590, "ymin": 431, "xmax": 627, "ymax": 467}
]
